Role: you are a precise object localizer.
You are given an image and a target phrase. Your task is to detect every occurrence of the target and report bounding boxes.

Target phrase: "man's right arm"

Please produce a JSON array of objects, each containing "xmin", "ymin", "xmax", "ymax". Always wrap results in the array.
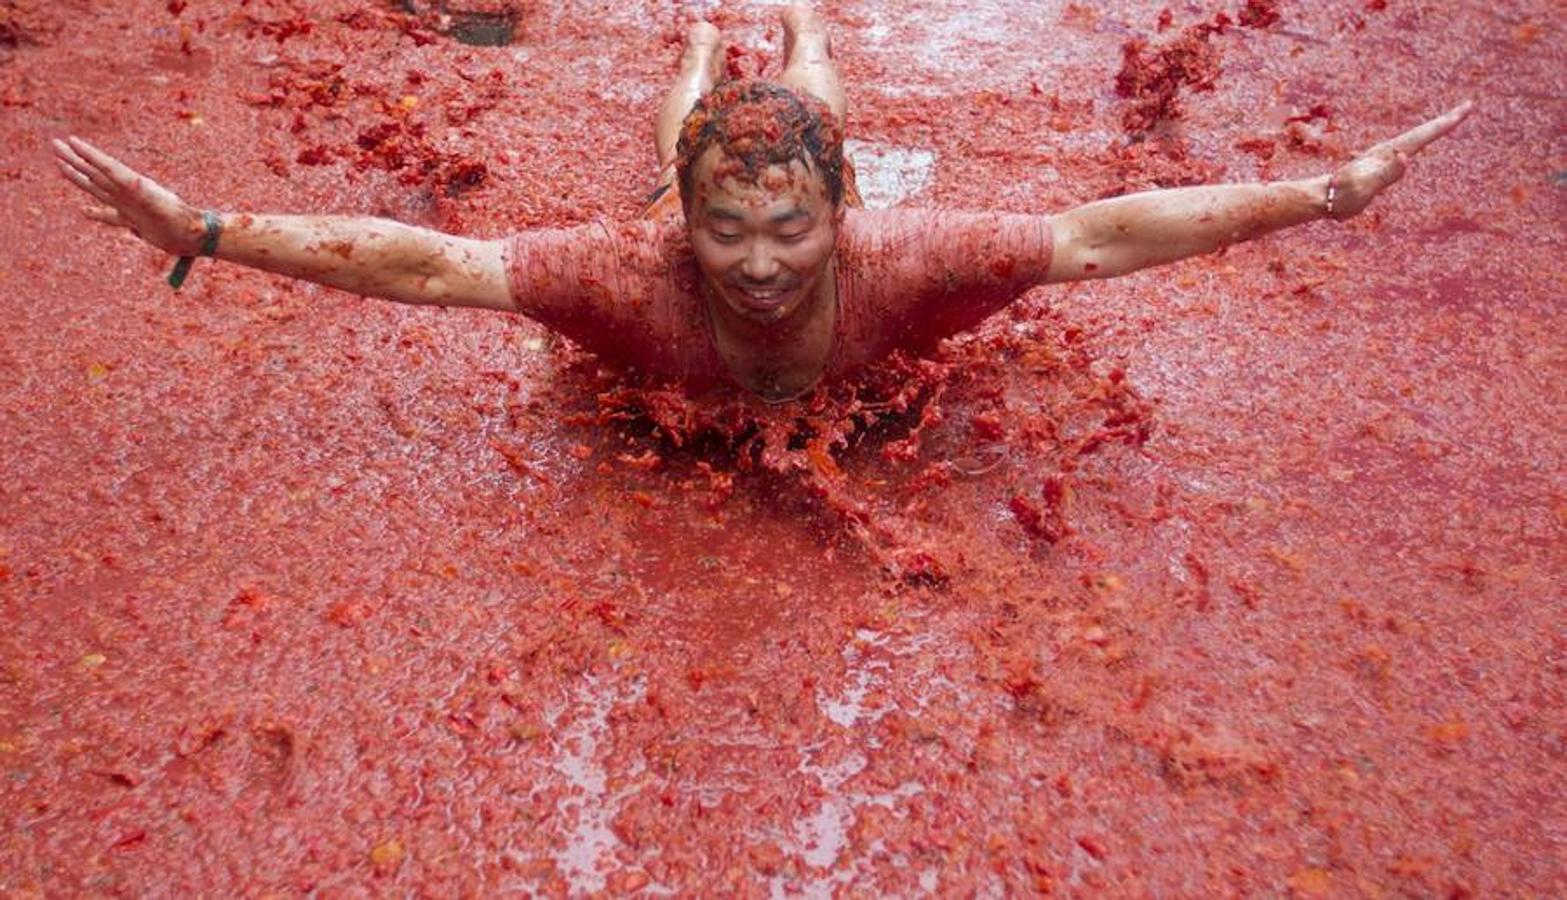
[
  {"xmin": 210, "ymin": 213, "xmax": 512, "ymax": 311},
  {"xmin": 54, "ymin": 135, "xmax": 690, "ymax": 374},
  {"xmin": 53, "ymin": 136, "xmax": 511, "ymax": 311}
]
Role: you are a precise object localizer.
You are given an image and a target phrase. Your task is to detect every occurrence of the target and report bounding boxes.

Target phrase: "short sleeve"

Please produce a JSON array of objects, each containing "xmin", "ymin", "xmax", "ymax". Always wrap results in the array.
[
  {"xmin": 503, "ymin": 219, "xmax": 706, "ymax": 375},
  {"xmin": 835, "ymin": 209, "xmax": 1054, "ymax": 357}
]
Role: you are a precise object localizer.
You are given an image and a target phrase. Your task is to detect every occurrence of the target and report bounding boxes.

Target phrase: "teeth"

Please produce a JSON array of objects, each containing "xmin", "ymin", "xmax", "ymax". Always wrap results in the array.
[
  {"xmin": 731, "ymin": 284, "xmax": 798, "ymax": 311},
  {"xmin": 740, "ymin": 287, "xmax": 787, "ymax": 303}
]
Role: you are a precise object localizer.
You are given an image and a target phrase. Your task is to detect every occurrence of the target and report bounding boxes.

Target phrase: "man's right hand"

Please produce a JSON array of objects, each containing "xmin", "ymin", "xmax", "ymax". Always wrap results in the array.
[{"xmin": 51, "ymin": 136, "xmax": 206, "ymax": 256}]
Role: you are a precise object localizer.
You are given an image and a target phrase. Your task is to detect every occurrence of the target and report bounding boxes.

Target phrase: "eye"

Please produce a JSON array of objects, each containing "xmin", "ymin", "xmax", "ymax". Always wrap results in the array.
[
  {"xmin": 709, "ymin": 230, "xmax": 742, "ymax": 245},
  {"xmin": 776, "ymin": 230, "xmax": 809, "ymax": 244}
]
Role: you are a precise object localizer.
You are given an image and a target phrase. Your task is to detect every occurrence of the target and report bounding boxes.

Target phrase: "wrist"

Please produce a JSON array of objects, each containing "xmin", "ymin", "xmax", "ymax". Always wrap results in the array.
[
  {"xmin": 166, "ymin": 210, "xmax": 224, "ymax": 291},
  {"xmin": 197, "ymin": 210, "xmax": 223, "ymax": 257},
  {"xmin": 175, "ymin": 206, "xmax": 203, "ymax": 254},
  {"xmin": 1299, "ymin": 174, "xmax": 1335, "ymax": 221}
]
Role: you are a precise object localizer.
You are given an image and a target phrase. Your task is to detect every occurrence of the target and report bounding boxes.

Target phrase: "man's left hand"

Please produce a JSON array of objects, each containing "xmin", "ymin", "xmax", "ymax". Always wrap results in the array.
[{"xmin": 1328, "ymin": 101, "xmax": 1473, "ymax": 221}]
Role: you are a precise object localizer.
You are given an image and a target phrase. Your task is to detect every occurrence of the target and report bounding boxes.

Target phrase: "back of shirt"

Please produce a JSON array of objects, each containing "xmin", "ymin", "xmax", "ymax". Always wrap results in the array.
[
  {"xmin": 833, "ymin": 208, "xmax": 1055, "ymax": 370},
  {"xmin": 503, "ymin": 208, "xmax": 1055, "ymax": 384},
  {"xmin": 504, "ymin": 218, "xmax": 719, "ymax": 382}
]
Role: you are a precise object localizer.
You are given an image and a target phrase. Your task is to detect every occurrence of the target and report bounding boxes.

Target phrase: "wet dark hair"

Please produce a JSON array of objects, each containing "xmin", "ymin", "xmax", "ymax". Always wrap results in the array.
[{"xmin": 675, "ymin": 79, "xmax": 845, "ymax": 213}]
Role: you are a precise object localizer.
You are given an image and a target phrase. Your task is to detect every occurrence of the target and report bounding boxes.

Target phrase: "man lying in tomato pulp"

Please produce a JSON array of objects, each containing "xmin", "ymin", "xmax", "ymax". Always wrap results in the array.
[{"xmin": 51, "ymin": 5, "xmax": 1470, "ymax": 402}]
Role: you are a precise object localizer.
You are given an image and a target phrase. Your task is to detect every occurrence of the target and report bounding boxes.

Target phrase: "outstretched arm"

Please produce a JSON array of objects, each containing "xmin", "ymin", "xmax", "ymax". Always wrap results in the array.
[
  {"xmin": 51, "ymin": 136, "xmax": 512, "ymax": 311},
  {"xmin": 1043, "ymin": 102, "xmax": 1471, "ymax": 283}
]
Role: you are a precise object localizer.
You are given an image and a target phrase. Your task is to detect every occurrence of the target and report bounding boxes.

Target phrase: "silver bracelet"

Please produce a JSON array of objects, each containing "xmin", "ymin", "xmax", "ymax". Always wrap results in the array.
[{"xmin": 1324, "ymin": 172, "xmax": 1338, "ymax": 219}]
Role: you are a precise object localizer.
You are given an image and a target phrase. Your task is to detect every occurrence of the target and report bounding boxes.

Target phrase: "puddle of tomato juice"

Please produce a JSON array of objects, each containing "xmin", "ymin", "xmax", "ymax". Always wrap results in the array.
[{"xmin": 2, "ymin": 0, "xmax": 1564, "ymax": 896}]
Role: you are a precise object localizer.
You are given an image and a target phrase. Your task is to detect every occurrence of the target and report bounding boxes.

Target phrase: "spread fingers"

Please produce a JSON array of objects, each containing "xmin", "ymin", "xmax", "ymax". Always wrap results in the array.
[
  {"xmin": 53, "ymin": 139, "xmax": 117, "ymax": 194},
  {"xmin": 83, "ymin": 205, "xmax": 127, "ymax": 226},
  {"xmin": 55, "ymin": 157, "xmax": 114, "ymax": 204},
  {"xmin": 66, "ymin": 136, "xmax": 140, "ymax": 189}
]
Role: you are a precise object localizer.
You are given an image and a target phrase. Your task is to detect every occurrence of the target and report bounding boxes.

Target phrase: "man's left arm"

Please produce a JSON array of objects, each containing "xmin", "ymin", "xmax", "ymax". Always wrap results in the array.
[{"xmin": 1043, "ymin": 102, "xmax": 1470, "ymax": 283}]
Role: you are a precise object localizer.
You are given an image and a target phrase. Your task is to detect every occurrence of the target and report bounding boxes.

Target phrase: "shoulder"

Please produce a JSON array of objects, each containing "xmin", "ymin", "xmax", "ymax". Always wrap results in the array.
[
  {"xmin": 505, "ymin": 218, "xmax": 688, "ymax": 287},
  {"xmin": 504, "ymin": 218, "xmax": 713, "ymax": 378},
  {"xmin": 835, "ymin": 207, "xmax": 1055, "ymax": 361},
  {"xmin": 840, "ymin": 207, "xmax": 1052, "ymax": 271}
]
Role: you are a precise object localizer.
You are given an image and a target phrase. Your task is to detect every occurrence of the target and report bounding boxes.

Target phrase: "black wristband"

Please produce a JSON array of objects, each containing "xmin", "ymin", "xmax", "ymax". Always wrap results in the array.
[{"xmin": 167, "ymin": 210, "xmax": 223, "ymax": 291}]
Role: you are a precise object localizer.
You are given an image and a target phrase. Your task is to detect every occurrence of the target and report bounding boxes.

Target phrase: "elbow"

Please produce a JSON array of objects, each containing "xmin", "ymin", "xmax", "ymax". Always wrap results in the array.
[
  {"xmin": 1075, "ymin": 253, "xmax": 1110, "ymax": 279},
  {"xmin": 1054, "ymin": 213, "xmax": 1131, "ymax": 280},
  {"xmin": 395, "ymin": 271, "xmax": 468, "ymax": 308},
  {"xmin": 1064, "ymin": 244, "xmax": 1132, "ymax": 280}
]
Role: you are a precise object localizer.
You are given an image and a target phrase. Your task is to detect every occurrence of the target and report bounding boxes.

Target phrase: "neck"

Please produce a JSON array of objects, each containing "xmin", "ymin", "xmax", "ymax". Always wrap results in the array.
[{"xmin": 703, "ymin": 263, "xmax": 838, "ymax": 400}]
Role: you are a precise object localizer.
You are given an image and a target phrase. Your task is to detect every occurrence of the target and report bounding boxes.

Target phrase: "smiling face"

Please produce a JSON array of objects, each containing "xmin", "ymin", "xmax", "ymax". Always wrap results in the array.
[{"xmin": 687, "ymin": 146, "xmax": 840, "ymax": 326}]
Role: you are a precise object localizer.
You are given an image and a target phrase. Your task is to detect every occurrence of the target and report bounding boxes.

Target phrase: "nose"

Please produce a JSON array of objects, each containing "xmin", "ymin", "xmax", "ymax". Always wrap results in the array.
[{"xmin": 739, "ymin": 241, "xmax": 780, "ymax": 283}]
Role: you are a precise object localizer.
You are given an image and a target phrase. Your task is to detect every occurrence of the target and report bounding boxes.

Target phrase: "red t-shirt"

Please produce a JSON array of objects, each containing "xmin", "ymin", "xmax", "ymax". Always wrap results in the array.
[{"xmin": 504, "ymin": 208, "xmax": 1053, "ymax": 388}]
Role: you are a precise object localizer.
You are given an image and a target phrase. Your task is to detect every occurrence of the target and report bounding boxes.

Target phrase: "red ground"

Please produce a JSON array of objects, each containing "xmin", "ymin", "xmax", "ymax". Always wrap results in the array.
[{"xmin": 2, "ymin": 0, "xmax": 1563, "ymax": 895}]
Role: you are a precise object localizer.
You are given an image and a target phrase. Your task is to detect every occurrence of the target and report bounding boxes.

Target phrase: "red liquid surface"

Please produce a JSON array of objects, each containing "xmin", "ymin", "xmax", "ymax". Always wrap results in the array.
[{"xmin": 2, "ymin": 1, "xmax": 1563, "ymax": 894}]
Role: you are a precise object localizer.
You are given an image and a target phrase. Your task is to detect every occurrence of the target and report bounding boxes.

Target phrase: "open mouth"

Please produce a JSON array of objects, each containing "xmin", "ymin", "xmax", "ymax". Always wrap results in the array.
[{"xmin": 732, "ymin": 284, "xmax": 798, "ymax": 312}]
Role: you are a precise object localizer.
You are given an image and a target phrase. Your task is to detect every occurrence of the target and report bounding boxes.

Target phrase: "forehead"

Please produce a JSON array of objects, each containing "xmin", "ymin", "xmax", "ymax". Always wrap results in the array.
[{"xmin": 692, "ymin": 147, "xmax": 829, "ymax": 210}]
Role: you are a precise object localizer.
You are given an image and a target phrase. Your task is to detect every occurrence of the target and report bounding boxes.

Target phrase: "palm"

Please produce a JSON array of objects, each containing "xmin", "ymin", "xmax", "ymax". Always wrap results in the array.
[{"xmin": 51, "ymin": 137, "xmax": 200, "ymax": 255}]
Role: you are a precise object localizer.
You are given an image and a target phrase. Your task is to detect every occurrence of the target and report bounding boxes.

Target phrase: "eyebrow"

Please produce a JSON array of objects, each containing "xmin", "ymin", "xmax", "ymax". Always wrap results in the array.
[{"xmin": 702, "ymin": 205, "xmax": 812, "ymax": 225}]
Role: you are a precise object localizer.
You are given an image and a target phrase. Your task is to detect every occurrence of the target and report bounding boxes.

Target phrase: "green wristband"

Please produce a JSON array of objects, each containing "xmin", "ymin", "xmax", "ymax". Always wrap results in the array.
[{"xmin": 167, "ymin": 211, "xmax": 223, "ymax": 291}]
